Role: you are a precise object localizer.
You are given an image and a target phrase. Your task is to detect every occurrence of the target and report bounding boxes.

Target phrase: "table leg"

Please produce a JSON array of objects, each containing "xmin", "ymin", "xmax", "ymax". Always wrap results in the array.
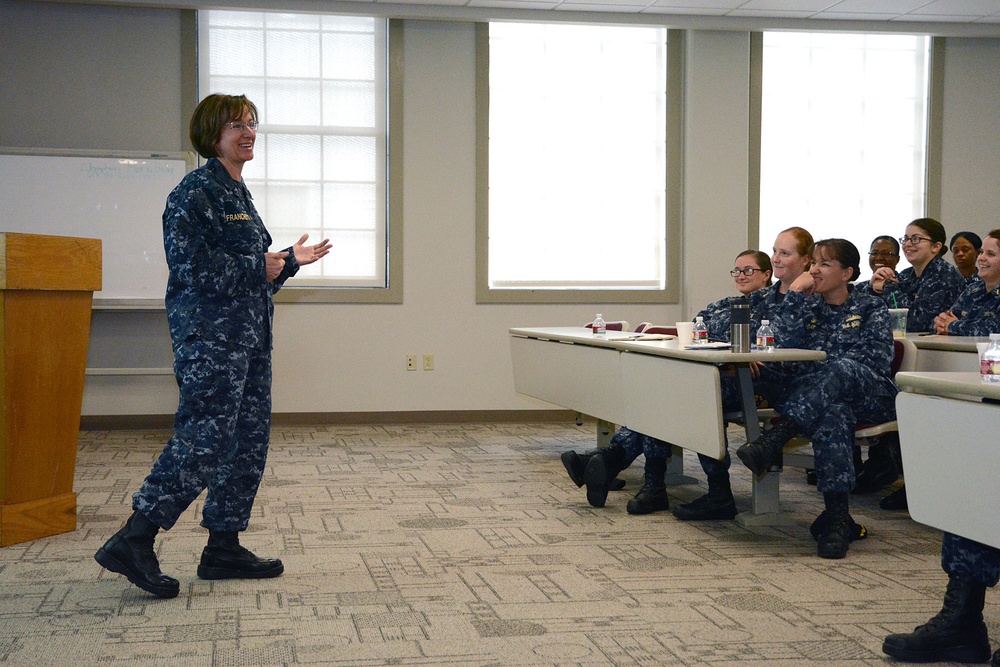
[
  {"xmin": 732, "ymin": 365, "xmax": 792, "ymax": 526},
  {"xmin": 665, "ymin": 444, "xmax": 698, "ymax": 486}
]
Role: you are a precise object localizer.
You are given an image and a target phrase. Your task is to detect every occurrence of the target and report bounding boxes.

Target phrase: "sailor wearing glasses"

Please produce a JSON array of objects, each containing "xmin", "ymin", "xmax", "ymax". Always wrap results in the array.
[
  {"xmin": 864, "ymin": 218, "xmax": 965, "ymax": 333},
  {"xmin": 95, "ymin": 94, "xmax": 332, "ymax": 598},
  {"xmin": 573, "ymin": 250, "xmax": 773, "ymax": 517}
]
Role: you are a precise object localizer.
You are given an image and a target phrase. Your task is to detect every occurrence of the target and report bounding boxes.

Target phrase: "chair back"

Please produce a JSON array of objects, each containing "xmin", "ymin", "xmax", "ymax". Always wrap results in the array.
[
  {"xmin": 638, "ymin": 325, "xmax": 677, "ymax": 336},
  {"xmin": 584, "ymin": 320, "xmax": 630, "ymax": 332},
  {"xmin": 891, "ymin": 337, "xmax": 918, "ymax": 377}
]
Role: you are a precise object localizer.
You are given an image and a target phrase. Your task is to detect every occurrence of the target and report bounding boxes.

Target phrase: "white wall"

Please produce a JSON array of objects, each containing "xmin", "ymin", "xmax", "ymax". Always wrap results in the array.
[
  {"xmin": 3, "ymin": 3, "xmax": 999, "ymax": 417},
  {"xmin": 939, "ymin": 38, "xmax": 1000, "ymax": 235}
]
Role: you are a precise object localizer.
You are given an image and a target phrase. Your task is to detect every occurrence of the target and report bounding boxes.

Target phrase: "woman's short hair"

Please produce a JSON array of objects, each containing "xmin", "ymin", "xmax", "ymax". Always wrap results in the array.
[
  {"xmin": 189, "ymin": 94, "xmax": 259, "ymax": 159},
  {"xmin": 950, "ymin": 231, "xmax": 983, "ymax": 251},
  {"xmin": 814, "ymin": 238, "xmax": 861, "ymax": 283},
  {"xmin": 737, "ymin": 249, "xmax": 773, "ymax": 286},
  {"xmin": 987, "ymin": 230, "xmax": 1000, "ymax": 245},
  {"xmin": 870, "ymin": 235, "xmax": 900, "ymax": 256},
  {"xmin": 909, "ymin": 218, "xmax": 948, "ymax": 257},
  {"xmin": 780, "ymin": 226, "xmax": 815, "ymax": 261}
]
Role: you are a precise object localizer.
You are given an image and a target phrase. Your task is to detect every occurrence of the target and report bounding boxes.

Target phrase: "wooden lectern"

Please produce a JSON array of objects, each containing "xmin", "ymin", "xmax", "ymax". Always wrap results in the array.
[{"xmin": 0, "ymin": 232, "xmax": 101, "ymax": 546}]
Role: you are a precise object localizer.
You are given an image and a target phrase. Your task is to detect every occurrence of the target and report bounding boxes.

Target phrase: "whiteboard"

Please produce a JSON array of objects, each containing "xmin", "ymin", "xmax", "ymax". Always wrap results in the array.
[{"xmin": 0, "ymin": 150, "xmax": 195, "ymax": 306}]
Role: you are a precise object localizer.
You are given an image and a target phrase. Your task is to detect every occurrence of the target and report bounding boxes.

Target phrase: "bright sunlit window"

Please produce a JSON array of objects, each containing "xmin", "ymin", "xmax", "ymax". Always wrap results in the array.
[
  {"xmin": 759, "ymin": 32, "xmax": 930, "ymax": 280},
  {"xmin": 200, "ymin": 11, "xmax": 388, "ymax": 288},
  {"xmin": 485, "ymin": 23, "xmax": 670, "ymax": 297}
]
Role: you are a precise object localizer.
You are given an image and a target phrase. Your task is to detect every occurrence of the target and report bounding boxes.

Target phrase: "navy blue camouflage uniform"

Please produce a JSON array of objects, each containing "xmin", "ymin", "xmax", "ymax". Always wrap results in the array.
[
  {"xmin": 763, "ymin": 287, "xmax": 898, "ymax": 493},
  {"xmin": 862, "ymin": 255, "xmax": 965, "ymax": 333},
  {"xmin": 133, "ymin": 157, "xmax": 299, "ymax": 533},
  {"xmin": 942, "ymin": 533, "xmax": 1000, "ymax": 588},
  {"xmin": 944, "ymin": 280, "xmax": 1000, "ymax": 336},
  {"xmin": 694, "ymin": 283, "xmax": 787, "ymax": 481}
]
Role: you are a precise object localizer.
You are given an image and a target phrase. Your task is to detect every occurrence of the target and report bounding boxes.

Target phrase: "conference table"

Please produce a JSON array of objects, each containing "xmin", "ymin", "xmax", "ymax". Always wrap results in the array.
[
  {"xmin": 895, "ymin": 371, "xmax": 1000, "ymax": 549},
  {"xmin": 509, "ymin": 327, "xmax": 826, "ymax": 524}
]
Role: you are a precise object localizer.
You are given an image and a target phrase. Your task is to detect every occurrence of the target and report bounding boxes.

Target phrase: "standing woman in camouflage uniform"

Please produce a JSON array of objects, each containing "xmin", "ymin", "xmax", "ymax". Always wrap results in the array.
[
  {"xmin": 95, "ymin": 94, "xmax": 331, "ymax": 598},
  {"xmin": 736, "ymin": 239, "xmax": 897, "ymax": 559},
  {"xmin": 866, "ymin": 218, "xmax": 965, "ymax": 333}
]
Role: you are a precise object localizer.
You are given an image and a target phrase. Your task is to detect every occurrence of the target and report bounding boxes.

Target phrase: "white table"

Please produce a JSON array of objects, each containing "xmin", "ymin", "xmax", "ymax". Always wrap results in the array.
[
  {"xmin": 895, "ymin": 371, "xmax": 1000, "ymax": 549},
  {"xmin": 510, "ymin": 326, "xmax": 826, "ymax": 523},
  {"xmin": 909, "ymin": 334, "xmax": 986, "ymax": 372}
]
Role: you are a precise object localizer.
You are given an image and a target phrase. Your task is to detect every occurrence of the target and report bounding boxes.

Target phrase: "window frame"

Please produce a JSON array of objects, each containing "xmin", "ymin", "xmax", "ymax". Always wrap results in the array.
[
  {"xmin": 750, "ymin": 30, "xmax": 940, "ymax": 272},
  {"xmin": 197, "ymin": 13, "xmax": 403, "ymax": 304},
  {"xmin": 474, "ymin": 23, "xmax": 683, "ymax": 305}
]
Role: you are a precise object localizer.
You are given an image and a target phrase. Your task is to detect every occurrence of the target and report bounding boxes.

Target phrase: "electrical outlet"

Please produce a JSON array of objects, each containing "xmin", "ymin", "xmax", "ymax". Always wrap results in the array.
[
  {"xmin": 423, "ymin": 354, "xmax": 434, "ymax": 371},
  {"xmin": 406, "ymin": 354, "xmax": 418, "ymax": 371}
]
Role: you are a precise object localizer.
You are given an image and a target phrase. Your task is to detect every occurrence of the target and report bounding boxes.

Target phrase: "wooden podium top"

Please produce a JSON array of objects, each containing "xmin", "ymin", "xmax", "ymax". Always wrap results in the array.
[{"xmin": 0, "ymin": 232, "xmax": 101, "ymax": 292}]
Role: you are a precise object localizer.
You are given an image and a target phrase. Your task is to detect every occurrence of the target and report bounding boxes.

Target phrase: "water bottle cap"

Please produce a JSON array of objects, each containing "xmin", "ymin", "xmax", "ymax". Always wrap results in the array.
[
  {"xmin": 762, "ymin": 320, "xmax": 769, "ymax": 325},
  {"xmin": 991, "ymin": 332, "xmax": 1000, "ymax": 340},
  {"xmin": 596, "ymin": 314, "xmax": 603, "ymax": 318}
]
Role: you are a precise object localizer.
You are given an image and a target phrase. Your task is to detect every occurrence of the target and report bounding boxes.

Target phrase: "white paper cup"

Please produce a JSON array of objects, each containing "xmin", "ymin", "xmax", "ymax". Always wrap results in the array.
[{"xmin": 675, "ymin": 321, "xmax": 695, "ymax": 343}]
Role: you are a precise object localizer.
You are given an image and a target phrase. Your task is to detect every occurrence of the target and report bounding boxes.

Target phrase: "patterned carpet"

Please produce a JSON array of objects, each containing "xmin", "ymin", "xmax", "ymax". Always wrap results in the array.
[{"xmin": 0, "ymin": 421, "xmax": 992, "ymax": 666}]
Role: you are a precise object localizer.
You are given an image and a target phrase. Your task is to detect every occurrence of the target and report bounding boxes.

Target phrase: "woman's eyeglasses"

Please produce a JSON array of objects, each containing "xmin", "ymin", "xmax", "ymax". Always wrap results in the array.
[
  {"xmin": 224, "ymin": 121, "xmax": 259, "ymax": 132},
  {"xmin": 899, "ymin": 235, "xmax": 931, "ymax": 245},
  {"xmin": 730, "ymin": 267, "xmax": 762, "ymax": 277},
  {"xmin": 868, "ymin": 251, "xmax": 899, "ymax": 259}
]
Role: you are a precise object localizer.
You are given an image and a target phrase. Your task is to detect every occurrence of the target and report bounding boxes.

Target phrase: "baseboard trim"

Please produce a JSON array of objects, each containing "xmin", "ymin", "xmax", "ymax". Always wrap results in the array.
[{"xmin": 80, "ymin": 410, "xmax": 581, "ymax": 431}]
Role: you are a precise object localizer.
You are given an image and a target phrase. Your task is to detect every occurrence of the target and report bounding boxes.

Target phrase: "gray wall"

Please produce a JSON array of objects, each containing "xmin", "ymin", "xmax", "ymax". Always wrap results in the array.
[{"xmin": 3, "ymin": 2, "xmax": 999, "ymax": 417}]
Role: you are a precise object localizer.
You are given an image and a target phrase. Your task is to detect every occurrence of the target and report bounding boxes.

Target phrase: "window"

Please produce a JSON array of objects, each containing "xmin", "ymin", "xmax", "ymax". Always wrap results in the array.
[
  {"xmin": 477, "ymin": 23, "xmax": 680, "ymax": 304},
  {"xmin": 200, "ymin": 11, "xmax": 401, "ymax": 302},
  {"xmin": 758, "ymin": 32, "xmax": 931, "ymax": 279}
]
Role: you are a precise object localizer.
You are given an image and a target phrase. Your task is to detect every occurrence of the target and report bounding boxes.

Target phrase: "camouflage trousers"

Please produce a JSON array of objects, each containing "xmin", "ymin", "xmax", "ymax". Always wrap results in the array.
[
  {"xmin": 609, "ymin": 427, "xmax": 672, "ymax": 466},
  {"xmin": 942, "ymin": 533, "xmax": 1000, "ymax": 587},
  {"xmin": 779, "ymin": 359, "xmax": 896, "ymax": 494},
  {"xmin": 133, "ymin": 340, "xmax": 272, "ymax": 533},
  {"xmin": 699, "ymin": 360, "xmax": 896, "ymax": 494}
]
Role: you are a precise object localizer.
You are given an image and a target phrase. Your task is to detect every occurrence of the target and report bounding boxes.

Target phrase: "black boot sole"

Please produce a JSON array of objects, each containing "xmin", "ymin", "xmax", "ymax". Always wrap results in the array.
[
  {"xmin": 882, "ymin": 640, "xmax": 992, "ymax": 663},
  {"xmin": 583, "ymin": 454, "xmax": 611, "ymax": 508},
  {"xmin": 561, "ymin": 451, "xmax": 586, "ymax": 487},
  {"xmin": 95, "ymin": 546, "xmax": 180, "ymax": 599},
  {"xmin": 197, "ymin": 561, "xmax": 284, "ymax": 580},
  {"xmin": 736, "ymin": 443, "xmax": 774, "ymax": 478},
  {"xmin": 672, "ymin": 499, "xmax": 737, "ymax": 521},
  {"xmin": 626, "ymin": 494, "xmax": 670, "ymax": 515}
]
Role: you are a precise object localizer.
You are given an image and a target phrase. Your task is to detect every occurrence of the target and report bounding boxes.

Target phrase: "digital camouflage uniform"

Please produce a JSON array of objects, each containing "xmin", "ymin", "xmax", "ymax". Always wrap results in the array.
[
  {"xmin": 133, "ymin": 157, "xmax": 299, "ymax": 533},
  {"xmin": 945, "ymin": 280, "xmax": 1000, "ymax": 337},
  {"xmin": 694, "ymin": 283, "xmax": 787, "ymax": 480},
  {"xmin": 764, "ymin": 287, "xmax": 898, "ymax": 493},
  {"xmin": 943, "ymin": 533, "xmax": 1000, "ymax": 587},
  {"xmin": 862, "ymin": 254, "xmax": 965, "ymax": 333}
]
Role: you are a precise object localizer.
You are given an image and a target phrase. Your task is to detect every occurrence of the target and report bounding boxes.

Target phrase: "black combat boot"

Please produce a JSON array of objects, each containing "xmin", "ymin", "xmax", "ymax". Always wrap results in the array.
[
  {"xmin": 882, "ymin": 575, "xmax": 991, "ymax": 663},
  {"xmin": 561, "ymin": 449, "xmax": 625, "ymax": 490},
  {"xmin": 95, "ymin": 510, "xmax": 180, "ymax": 599},
  {"xmin": 197, "ymin": 531, "xmax": 284, "ymax": 580},
  {"xmin": 991, "ymin": 647, "xmax": 999, "ymax": 666},
  {"xmin": 672, "ymin": 474, "xmax": 737, "ymax": 521},
  {"xmin": 816, "ymin": 492, "xmax": 855, "ymax": 559},
  {"xmin": 626, "ymin": 457, "xmax": 670, "ymax": 515},
  {"xmin": 583, "ymin": 441, "xmax": 630, "ymax": 508},
  {"xmin": 852, "ymin": 434, "xmax": 900, "ymax": 494},
  {"xmin": 735, "ymin": 416, "xmax": 798, "ymax": 477}
]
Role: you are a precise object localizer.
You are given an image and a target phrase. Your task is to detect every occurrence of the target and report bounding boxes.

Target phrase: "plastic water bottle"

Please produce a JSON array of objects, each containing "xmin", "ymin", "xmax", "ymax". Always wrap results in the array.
[
  {"xmin": 693, "ymin": 316, "xmax": 708, "ymax": 345},
  {"xmin": 755, "ymin": 320, "xmax": 775, "ymax": 352},
  {"xmin": 981, "ymin": 333, "xmax": 1000, "ymax": 383},
  {"xmin": 593, "ymin": 314, "xmax": 607, "ymax": 338}
]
